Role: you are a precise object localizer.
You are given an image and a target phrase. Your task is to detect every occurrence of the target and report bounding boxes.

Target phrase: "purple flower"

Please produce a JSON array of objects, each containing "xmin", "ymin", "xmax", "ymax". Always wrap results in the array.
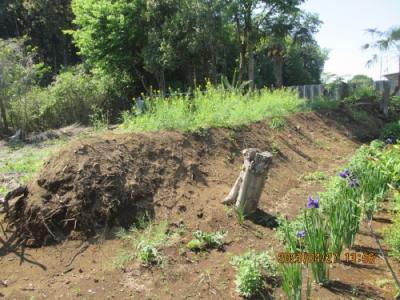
[
  {"xmin": 348, "ymin": 178, "xmax": 360, "ymax": 188},
  {"xmin": 385, "ymin": 138, "xmax": 394, "ymax": 145},
  {"xmin": 339, "ymin": 169, "xmax": 350, "ymax": 179},
  {"xmin": 306, "ymin": 195, "xmax": 319, "ymax": 209},
  {"xmin": 296, "ymin": 230, "xmax": 305, "ymax": 238}
]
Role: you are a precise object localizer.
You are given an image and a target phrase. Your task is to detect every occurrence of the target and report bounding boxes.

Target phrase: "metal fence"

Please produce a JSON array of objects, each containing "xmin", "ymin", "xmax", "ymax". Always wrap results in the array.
[{"xmin": 290, "ymin": 80, "xmax": 400, "ymax": 101}]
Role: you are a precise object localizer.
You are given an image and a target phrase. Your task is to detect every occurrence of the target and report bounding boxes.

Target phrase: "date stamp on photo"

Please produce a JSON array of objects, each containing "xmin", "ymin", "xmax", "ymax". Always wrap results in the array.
[{"xmin": 277, "ymin": 251, "xmax": 377, "ymax": 264}]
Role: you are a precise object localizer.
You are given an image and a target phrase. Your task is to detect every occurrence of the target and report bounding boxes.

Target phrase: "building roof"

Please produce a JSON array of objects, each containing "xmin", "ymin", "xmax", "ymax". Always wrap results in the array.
[{"xmin": 384, "ymin": 72, "xmax": 399, "ymax": 81}]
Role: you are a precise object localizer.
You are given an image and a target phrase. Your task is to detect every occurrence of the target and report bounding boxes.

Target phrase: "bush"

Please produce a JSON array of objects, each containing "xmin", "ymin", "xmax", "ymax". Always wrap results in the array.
[
  {"xmin": 380, "ymin": 121, "xmax": 400, "ymax": 141},
  {"xmin": 186, "ymin": 230, "xmax": 226, "ymax": 251},
  {"xmin": 6, "ymin": 65, "xmax": 113, "ymax": 132},
  {"xmin": 231, "ymin": 250, "xmax": 277, "ymax": 298}
]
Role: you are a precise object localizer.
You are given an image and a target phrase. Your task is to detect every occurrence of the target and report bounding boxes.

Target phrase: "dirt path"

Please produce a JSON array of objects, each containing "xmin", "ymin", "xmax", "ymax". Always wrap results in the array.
[{"xmin": 1, "ymin": 111, "xmax": 398, "ymax": 299}]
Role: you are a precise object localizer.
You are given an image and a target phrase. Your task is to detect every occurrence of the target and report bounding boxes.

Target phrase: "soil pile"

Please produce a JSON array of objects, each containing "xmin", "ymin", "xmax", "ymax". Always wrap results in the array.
[{"xmin": 4, "ymin": 111, "xmax": 381, "ymax": 246}]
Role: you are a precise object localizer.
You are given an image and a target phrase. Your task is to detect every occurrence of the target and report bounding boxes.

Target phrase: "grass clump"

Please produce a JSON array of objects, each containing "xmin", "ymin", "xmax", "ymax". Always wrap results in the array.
[
  {"xmin": 301, "ymin": 171, "xmax": 327, "ymax": 182},
  {"xmin": 114, "ymin": 220, "xmax": 176, "ymax": 267},
  {"xmin": 269, "ymin": 116, "xmax": 287, "ymax": 130},
  {"xmin": 231, "ymin": 250, "xmax": 277, "ymax": 298},
  {"xmin": 121, "ymin": 84, "xmax": 303, "ymax": 133},
  {"xmin": 186, "ymin": 230, "xmax": 226, "ymax": 251},
  {"xmin": 384, "ymin": 214, "xmax": 400, "ymax": 260}
]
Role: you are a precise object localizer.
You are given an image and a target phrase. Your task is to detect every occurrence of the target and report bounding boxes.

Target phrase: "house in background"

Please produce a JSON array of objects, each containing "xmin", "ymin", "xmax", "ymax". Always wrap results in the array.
[{"xmin": 384, "ymin": 72, "xmax": 400, "ymax": 95}]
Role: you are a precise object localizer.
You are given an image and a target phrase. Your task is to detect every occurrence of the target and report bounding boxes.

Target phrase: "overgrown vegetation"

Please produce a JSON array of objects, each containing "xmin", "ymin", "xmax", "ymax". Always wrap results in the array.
[
  {"xmin": 114, "ymin": 220, "xmax": 176, "ymax": 267},
  {"xmin": 121, "ymin": 86, "xmax": 302, "ymax": 133},
  {"xmin": 276, "ymin": 138, "xmax": 400, "ymax": 298},
  {"xmin": 231, "ymin": 250, "xmax": 277, "ymax": 298}
]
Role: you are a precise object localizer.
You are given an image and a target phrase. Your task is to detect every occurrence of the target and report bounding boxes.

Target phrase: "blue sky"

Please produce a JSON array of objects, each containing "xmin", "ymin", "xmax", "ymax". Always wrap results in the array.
[{"xmin": 301, "ymin": 0, "xmax": 400, "ymax": 80}]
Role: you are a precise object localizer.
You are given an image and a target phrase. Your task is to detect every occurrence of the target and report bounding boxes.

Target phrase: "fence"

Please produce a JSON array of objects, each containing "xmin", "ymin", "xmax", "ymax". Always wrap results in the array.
[{"xmin": 290, "ymin": 80, "xmax": 400, "ymax": 101}]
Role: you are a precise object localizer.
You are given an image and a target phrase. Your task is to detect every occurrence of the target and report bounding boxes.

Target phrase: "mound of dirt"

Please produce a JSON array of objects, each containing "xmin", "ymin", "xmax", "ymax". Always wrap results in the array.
[{"xmin": 4, "ymin": 111, "xmax": 382, "ymax": 246}]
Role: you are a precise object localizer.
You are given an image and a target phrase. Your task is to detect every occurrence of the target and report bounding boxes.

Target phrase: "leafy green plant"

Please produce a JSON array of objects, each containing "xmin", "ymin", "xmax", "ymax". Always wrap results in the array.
[
  {"xmin": 186, "ymin": 230, "xmax": 226, "ymax": 251},
  {"xmin": 303, "ymin": 195, "xmax": 329, "ymax": 284},
  {"xmin": 277, "ymin": 217, "xmax": 303, "ymax": 300},
  {"xmin": 114, "ymin": 220, "xmax": 176, "ymax": 267},
  {"xmin": 235, "ymin": 207, "xmax": 246, "ymax": 226},
  {"xmin": 269, "ymin": 116, "xmax": 287, "ymax": 130},
  {"xmin": 231, "ymin": 250, "xmax": 277, "ymax": 298},
  {"xmin": 271, "ymin": 142, "xmax": 280, "ymax": 154},
  {"xmin": 380, "ymin": 121, "xmax": 400, "ymax": 141}
]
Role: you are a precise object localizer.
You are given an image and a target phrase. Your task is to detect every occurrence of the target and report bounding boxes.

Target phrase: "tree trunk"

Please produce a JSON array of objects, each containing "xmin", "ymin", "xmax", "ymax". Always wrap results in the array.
[
  {"xmin": 382, "ymin": 81, "xmax": 390, "ymax": 117},
  {"xmin": 248, "ymin": 45, "xmax": 255, "ymax": 90},
  {"xmin": 272, "ymin": 53, "xmax": 283, "ymax": 88},
  {"xmin": 0, "ymin": 96, "xmax": 9, "ymax": 134},
  {"xmin": 222, "ymin": 148, "xmax": 273, "ymax": 216}
]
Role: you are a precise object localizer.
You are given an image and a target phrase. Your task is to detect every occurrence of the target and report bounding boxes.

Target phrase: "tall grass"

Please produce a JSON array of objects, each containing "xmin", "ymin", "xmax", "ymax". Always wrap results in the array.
[{"xmin": 121, "ymin": 84, "xmax": 303, "ymax": 133}]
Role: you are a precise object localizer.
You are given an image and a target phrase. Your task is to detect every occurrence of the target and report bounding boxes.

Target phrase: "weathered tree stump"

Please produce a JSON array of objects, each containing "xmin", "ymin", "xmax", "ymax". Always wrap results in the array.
[{"xmin": 222, "ymin": 148, "xmax": 273, "ymax": 216}]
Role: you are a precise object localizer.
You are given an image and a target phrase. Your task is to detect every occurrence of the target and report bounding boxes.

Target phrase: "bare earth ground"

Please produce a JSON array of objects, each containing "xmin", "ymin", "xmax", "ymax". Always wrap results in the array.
[{"xmin": 1, "ymin": 111, "xmax": 399, "ymax": 299}]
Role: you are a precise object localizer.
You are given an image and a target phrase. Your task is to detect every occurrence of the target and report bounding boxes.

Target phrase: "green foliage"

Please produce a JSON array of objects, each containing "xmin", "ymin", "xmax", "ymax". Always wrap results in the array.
[
  {"xmin": 301, "ymin": 171, "xmax": 327, "ymax": 182},
  {"xmin": 235, "ymin": 207, "xmax": 246, "ymax": 226},
  {"xmin": 380, "ymin": 121, "xmax": 400, "ymax": 140},
  {"xmin": 384, "ymin": 213, "xmax": 400, "ymax": 260},
  {"xmin": 186, "ymin": 230, "xmax": 226, "ymax": 251},
  {"xmin": 276, "ymin": 217, "xmax": 303, "ymax": 300},
  {"xmin": 114, "ymin": 220, "xmax": 176, "ymax": 267},
  {"xmin": 269, "ymin": 116, "xmax": 287, "ymax": 130},
  {"xmin": 122, "ymin": 85, "xmax": 302, "ymax": 133},
  {"xmin": 344, "ymin": 84, "xmax": 376, "ymax": 103},
  {"xmin": 303, "ymin": 207, "xmax": 329, "ymax": 284},
  {"xmin": 271, "ymin": 142, "xmax": 281, "ymax": 155},
  {"xmin": 231, "ymin": 250, "xmax": 277, "ymax": 298},
  {"xmin": 305, "ymin": 98, "xmax": 340, "ymax": 111}
]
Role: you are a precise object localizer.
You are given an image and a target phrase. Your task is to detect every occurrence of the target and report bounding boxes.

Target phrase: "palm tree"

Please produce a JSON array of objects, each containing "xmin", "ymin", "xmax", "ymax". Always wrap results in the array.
[{"xmin": 363, "ymin": 26, "xmax": 400, "ymax": 96}]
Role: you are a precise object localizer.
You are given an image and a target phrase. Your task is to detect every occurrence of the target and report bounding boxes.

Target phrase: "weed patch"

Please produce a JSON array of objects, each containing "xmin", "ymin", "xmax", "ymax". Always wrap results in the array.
[{"xmin": 186, "ymin": 230, "xmax": 226, "ymax": 251}]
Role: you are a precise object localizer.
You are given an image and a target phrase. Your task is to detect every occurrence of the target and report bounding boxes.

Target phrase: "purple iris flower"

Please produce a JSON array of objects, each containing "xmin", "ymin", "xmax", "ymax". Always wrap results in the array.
[
  {"xmin": 306, "ymin": 195, "xmax": 319, "ymax": 209},
  {"xmin": 348, "ymin": 178, "xmax": 360, "ymax": 188},
  {"xmin": 385, "ymin": 138, "xmax": 394, "ymax": 145},
  {"xmin": 296, "ymin": 230, "xmax": 305, "ymax": 238},
  {"xmin": 339, "ymin": 169, "xmax": 350, "ymax": 179}
]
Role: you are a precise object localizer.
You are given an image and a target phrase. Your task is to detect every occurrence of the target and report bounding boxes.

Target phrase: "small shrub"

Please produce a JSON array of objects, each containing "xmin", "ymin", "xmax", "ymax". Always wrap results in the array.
[
  {"xmin": 114, "ymin": 220, "xmax": 175, "ymax": 267},
  {"xmin": 380, "ymin": 121, "xmax": 400, "ymax": 141},
  {"xmin": 235, "ymin": 207, "xmax": 246, "ymax": 225},
  {"xmin": 271, "ymin": 142, "xmax": 280, "ymax": 154},
  {"xmin": 269, "ymin": 117, "xmax": 286, "ymax": 130},
  {"xmin": 231, "ymin": 250, "xmax": 277, "ymax": 298},
  {"xmin": 186, "ymin": 230, "xmax": 226, "ymax": 251}
]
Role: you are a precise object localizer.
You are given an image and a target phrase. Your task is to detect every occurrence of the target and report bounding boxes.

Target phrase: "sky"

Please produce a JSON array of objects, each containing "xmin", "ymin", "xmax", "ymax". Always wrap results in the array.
[{"xmin": 301, "ymin": 0, "xmax": 400, "ymax": 81}]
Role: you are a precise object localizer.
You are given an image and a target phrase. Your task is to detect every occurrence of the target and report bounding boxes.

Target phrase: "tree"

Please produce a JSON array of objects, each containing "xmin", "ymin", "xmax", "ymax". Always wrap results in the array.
[
  {"xmin": 363, "ymin": 26, "xmax": 400, "ymax": 95},
  {"xmin": 0, "ymin": 0, "xmax": 78, "ymax": 73},
  {"xmin": 0, "ymin": 38, "xmax": 44, "ymax": 134}
]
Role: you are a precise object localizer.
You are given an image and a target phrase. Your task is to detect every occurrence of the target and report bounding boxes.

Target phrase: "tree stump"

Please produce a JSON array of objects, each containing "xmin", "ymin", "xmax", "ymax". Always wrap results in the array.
[{"xmin": 222, "ymin": 148, "xmax": 273, "ymax": 216}]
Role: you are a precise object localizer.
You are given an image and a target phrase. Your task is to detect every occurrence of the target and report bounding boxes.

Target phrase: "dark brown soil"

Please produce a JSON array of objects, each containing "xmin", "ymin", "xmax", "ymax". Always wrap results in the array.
[{"xmin": 1, "ymin": 110, "xmax": 398, "ymax": 299}]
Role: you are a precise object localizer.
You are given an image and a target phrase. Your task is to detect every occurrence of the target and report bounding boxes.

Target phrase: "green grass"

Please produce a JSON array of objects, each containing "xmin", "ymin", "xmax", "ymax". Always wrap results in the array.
[
  {"xmin": 121, "ymin": 84, "xmax": 303, "ymax": 133},
  {"xmin": 301, "ymin": 171, "xmax": 327, "ymax": 182},
  {"xmin": 269, "ymin": 116, "xmax": 287, "ymax": 130},
  {"xmin": 0, "ymin": 139, "xmax": 67, "ymax": 184},
  {"xmin": 0, "ymin": 185, "xmax": 7, "ymax": 197},
  {"xmin": 114, "ymin": 220, "xmax": 177, "ymax": 267}
]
